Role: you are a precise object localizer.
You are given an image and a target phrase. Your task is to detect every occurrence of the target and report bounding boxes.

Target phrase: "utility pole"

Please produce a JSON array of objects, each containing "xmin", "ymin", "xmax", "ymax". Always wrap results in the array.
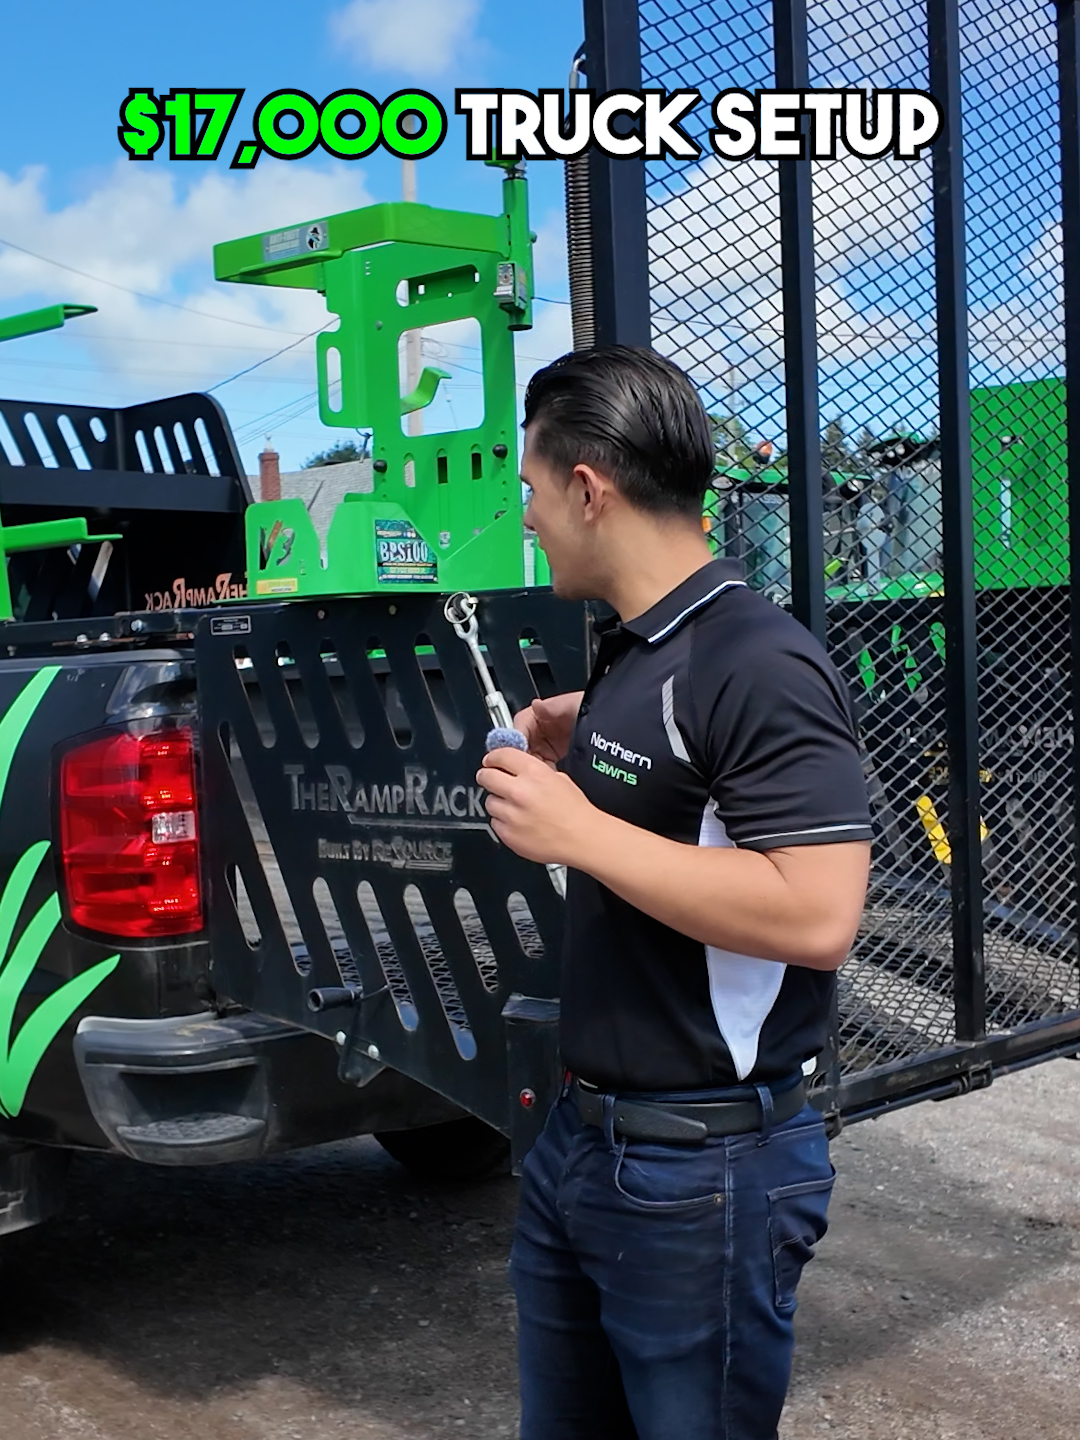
[{"xmin": 403, "ymin": 115, "xmax": 423, "ymax": 440}]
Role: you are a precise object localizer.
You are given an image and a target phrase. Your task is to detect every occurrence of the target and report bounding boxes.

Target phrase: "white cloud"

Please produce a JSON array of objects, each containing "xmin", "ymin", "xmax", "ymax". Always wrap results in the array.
[
  {"xmin": 647, "ymin": 147, "xmax": 936, "ymax": 414},
  {"xmin": 645, "ymin": 141, "xmax": 1066, "ymax": 439},
  {"xmin": 329, "ymin": 0, "xmax": 480, "ymax": 78},
  {"xmin": 530, "ymin": 206, "xmax": 570, "ymax": 289},
  {"xmin": 514, "ymin": 204, "xmax": 572, "ymax": 403},
  {"xmin": 0, "ymin": 155, "xmax": 575, "ymax": 470},
  {"xmin": 0, "ymin": 159, "xmax": 378, "ymax": 400},
  {"xmin": 516, "ymin": 298, "xmax": 572, "ymax": 390},
  {"xmin": 806, "ymin": 0, "xmax": 1050, "ymax": 92},
  {"xmin": 967, "ymin": 224, "xmax": 1064, "ymax": 383}
]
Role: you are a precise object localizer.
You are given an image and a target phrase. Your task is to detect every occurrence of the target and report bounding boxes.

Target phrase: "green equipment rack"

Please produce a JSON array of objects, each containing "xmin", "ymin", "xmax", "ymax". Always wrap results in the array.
[{"xmin": 213, "ymin": 165, "xmax": 545, "ymax": 599}]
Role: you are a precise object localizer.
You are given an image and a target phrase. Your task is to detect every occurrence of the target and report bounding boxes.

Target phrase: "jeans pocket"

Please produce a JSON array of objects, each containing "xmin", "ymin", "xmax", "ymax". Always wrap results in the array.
[
  {"xmin": 612, "ymin": 1141, "xmax": 725, "ymax": 1213},
  {"xmin": 768, "ymin": 1170, "xmax": 835, "ymax": 1313}
]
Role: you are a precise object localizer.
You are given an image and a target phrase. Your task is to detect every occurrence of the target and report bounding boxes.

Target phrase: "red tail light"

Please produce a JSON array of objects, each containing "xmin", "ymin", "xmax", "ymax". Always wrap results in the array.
[{"xmin": 60, "ymin": 728, "xmax": 203, "ymax": 939}]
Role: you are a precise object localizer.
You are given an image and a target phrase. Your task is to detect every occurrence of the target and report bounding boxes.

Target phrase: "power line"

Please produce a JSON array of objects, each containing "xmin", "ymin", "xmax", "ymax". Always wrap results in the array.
[
  {"xmin": 234, "ymin": 386, "xmax": 326, "ymax": 444},
  {"xmin": 0, "ymin": 338, "xmax": 559, "ymax": 382},
  {"xmin": 0, "ymin": 355, "xmax": 326, "ymax": 384},
  {"xmin": 207, "ymin": 323, "xmax": 335, "ymax": 392},
  {"xmin": 0, "ymin": 234, "xmax": 311, "ymax": 335},
  {"xmin": 59, "ymin": 332, "xmax": 304, "ymax": 352},
  {"xmin": 231, "ymin": 359, "xmax": 535, "ymax": 450},
  {"xmin": 421, "ymin": 336, "xmax": 562, "ymax": 366}
]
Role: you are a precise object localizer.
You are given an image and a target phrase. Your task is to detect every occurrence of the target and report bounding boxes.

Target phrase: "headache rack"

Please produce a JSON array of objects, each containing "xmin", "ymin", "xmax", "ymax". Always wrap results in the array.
[{"xmin": 0, "ymin": 391, "xmax": 249, "ymax": 625}]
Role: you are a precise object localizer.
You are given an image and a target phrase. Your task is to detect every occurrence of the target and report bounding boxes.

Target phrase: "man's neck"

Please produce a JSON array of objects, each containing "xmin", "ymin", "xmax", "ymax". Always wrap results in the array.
[{"xmin": 604, "ymin": 525, "xmax": 717, "ymax": 623}]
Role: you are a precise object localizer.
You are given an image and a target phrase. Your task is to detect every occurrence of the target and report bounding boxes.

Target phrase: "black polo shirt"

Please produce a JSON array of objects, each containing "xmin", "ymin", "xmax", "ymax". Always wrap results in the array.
[{"xmin": 560, "ymin": 557, "xmax": 873, "ymax": 1093}]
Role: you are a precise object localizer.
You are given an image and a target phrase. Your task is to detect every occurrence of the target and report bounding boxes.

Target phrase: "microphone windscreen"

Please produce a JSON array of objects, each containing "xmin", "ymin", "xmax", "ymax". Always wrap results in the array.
[{"xmin": 486, "ymin": 726, "xmax": 529, "ymax": 753}]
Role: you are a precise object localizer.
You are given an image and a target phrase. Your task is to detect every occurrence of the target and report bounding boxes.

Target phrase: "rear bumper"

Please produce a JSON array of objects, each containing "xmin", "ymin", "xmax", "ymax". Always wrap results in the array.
[
  {"xmin": 72, "ymin": 1011, "xmax": 463, "ymax": 1165},
  {"xmin": 74, "ymin": 1012, "xmax": 297, "ymax": 1165}
]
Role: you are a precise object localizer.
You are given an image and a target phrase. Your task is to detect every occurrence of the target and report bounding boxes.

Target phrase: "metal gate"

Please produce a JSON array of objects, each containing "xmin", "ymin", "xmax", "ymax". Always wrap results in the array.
[{"xmin": 582, "ymin": 0, "xmax": 1080, "ymax": 1120}]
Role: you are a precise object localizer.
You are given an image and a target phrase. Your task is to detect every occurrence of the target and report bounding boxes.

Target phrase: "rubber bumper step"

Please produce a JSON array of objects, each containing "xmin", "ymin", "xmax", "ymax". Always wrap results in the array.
[{"xmin": 114, "ymin": 1113, "xmax": 267, "ymax": 1165}]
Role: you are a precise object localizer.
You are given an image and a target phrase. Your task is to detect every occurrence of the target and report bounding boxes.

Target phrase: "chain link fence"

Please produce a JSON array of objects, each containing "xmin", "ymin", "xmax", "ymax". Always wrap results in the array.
[{"xmin": 638, "ymin": 0, "xmax": 1077, "ymax": 1102}]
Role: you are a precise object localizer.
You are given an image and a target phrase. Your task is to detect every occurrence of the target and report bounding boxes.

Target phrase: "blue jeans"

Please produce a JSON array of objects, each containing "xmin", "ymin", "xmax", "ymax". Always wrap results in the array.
[{"xmin": 510, "ymin": 1085, "xmax": 834, "ymax": 1440}]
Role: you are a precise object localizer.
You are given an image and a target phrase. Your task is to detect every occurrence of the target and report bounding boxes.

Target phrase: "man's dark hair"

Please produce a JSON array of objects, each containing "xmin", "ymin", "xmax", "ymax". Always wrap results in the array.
[{"xmin": 522, "ymin": 346, "xmax": 715, "ymax": 517}]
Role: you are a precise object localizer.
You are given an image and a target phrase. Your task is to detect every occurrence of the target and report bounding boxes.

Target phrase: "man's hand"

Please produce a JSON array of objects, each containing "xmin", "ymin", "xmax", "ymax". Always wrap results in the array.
[
  {"xmin": 477, "ymin": 746, "xmax": 597, "ymax": 865},
  {"xmin": 512, "ymin": 691, "xmax": 585, "ymax": 766}
]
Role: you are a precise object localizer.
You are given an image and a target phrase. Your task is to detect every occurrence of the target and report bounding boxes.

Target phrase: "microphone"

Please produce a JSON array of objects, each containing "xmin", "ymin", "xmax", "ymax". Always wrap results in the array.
[
  {"xmin": 481, "ymin": 725, "xmax": 567, "ymax": 900},
  {"xmin": 485, "ymin": 726, "xmax": 529, "ymax": 753}
]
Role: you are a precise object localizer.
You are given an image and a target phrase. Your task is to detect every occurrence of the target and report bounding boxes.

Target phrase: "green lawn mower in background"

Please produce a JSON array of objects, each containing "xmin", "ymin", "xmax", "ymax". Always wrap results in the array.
[{"xmin": 705, "ymin": 379, "xmax": 1072, "ymax": 941}]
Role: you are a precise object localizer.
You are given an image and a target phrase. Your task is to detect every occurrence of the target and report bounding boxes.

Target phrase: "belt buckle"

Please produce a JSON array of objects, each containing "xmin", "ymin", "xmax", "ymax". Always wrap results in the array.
[{"xmin": 614, "ymin": 1101, "xmax": 709, "ymax": 1145}]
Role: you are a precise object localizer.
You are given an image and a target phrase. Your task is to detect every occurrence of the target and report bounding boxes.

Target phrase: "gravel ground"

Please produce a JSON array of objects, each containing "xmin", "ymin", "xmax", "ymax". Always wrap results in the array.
[{"xmin": 1, "ymin": 1060, "xmax": 1078, "ymax": 1439}]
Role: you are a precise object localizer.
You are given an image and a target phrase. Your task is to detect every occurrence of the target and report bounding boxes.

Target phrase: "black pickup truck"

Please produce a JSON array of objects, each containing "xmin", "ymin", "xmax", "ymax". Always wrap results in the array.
[
  {"xmin": 0, "ymin": 389, "xmax": 516, "ymax": 1242},
  {"xmin": 9, "ymin": 384, "xmax": 1078, "ymax": 1250}
]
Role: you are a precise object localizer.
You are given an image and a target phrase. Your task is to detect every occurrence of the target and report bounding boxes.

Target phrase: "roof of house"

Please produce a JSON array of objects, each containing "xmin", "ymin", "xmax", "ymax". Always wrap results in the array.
[{"xmin": 278, "ymin": 459, "xmax": 374, "ymax": 545}]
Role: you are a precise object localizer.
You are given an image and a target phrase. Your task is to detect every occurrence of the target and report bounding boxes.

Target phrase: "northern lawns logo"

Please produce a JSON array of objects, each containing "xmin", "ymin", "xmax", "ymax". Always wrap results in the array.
[
  {"xmin": 591, "ymin": 755, "xmax": 638, "ymax": 786},
  {"xmin": 0, "ymin": 668, "xmax": 119, "ymax": 1120}
]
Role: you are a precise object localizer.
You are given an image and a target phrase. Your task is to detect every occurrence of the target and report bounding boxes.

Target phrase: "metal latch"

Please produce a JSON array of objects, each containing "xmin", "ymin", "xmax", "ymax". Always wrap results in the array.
[{"xmin": 495, "ymin": 261, "xmax": 529, "ymax": 314}]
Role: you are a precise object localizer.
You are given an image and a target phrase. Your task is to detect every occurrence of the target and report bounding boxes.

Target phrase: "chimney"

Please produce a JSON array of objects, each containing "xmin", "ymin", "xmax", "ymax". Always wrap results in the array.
[{"xmin": 258, "ymin": 442, "xmax": 281, "ymax": 502}]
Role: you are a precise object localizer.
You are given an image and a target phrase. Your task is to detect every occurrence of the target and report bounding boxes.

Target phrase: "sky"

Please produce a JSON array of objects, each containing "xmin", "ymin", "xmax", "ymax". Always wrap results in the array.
[
  {"xmin": 0, "ymin": 0, "xmax": 582, "ymax": 476},
  {"xmin": 0, "ymin": 0, "xmax": 1064, "ymax": 480},
  {"xmin": 637, "ymin": 0, "xmax": 1063, "ymax": 450}
]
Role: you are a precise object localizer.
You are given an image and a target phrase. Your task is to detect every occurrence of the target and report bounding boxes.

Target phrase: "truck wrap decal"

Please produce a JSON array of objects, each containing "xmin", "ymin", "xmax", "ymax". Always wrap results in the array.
[{"xmin": 0, "ymin": 667, "xmax": 119, "ymax": 1119}]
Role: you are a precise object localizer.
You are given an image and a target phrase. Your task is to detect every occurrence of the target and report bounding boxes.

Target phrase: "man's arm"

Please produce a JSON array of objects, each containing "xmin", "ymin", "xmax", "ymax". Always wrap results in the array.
[
  {"xmin": 477, "ymin": 750, "xmax": 869, "ymax": 971},
  {"xmin": 577, "ymin": 810, "xmax": 869, "ymax": 971}
]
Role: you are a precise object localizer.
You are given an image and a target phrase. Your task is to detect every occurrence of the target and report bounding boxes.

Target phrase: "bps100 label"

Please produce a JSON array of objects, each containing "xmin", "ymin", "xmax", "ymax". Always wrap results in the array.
[{"xmin": 375, "ymin": 518, "xmax": 438, "ymax": 586}]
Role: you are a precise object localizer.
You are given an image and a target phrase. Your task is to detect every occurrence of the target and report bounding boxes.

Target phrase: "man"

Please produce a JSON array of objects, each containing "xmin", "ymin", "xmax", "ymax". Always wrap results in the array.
[
  {"xmin": 477, "ymin": 347, "xmax": 872, "ymax": 1440},
  {"xmin": 738, "ymin": 437, "xmax": 790, "ymax": 602}
]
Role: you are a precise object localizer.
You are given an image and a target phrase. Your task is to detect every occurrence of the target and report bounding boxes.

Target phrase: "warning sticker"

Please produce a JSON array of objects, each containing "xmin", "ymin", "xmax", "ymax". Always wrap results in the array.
[
  {"xmin": 209, "ymin": 614, "xmax": 252, "ymax": 636},
  {"xmin": 375, "ymin": 518, "xmax": 438, "ymax": 586},
  {"xmin": 261, "ymin": 222, "xmax": 328, "ymax": 263},
  {"xmin": 255, "ymin": 577, "xmax": 300, "ymax": 596}
]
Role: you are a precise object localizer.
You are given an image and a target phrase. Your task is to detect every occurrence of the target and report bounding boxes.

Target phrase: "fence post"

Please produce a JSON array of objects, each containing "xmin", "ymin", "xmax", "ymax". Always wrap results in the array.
[
  {"xmin": 582, "ymin": 0, "xmax": 651, "ymax": 347},
  {"xmin": 772, "ymin": 0, "xmax": 826, "ymax": 644},
  {"xmin": 1057, "ymin": 0, "xmax": 1080, "ymax": 983},
  {"xmin": 928, "ymin": 0, "xmax": 985, "ymax": 1041}
]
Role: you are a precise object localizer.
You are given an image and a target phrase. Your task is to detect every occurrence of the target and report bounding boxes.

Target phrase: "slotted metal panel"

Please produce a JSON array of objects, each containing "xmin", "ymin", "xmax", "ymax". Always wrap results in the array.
[
  {"xmin": 0, "ymin": 391, "xmax": 249, "ymax": 619},
  {"xmin": 196, "ymin": 590, "xmax": 591, "ymax": 1141}
]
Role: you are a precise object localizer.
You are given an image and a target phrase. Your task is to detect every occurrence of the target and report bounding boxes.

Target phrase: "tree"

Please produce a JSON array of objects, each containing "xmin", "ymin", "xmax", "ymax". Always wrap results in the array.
[
  {"xmin": 821, "ymin": 418, "xmax": 852, "ymax": 472},
  {"xmin": 708, "ymin": 413, "xmax": 753, "ymax": 469},
  {"xmin": 302, "ymin": 436, "xmax": 371, "ymax": 468},
  {"xmin": 856, "ymin": 426, "xmax": 878, "ymax": 461}
]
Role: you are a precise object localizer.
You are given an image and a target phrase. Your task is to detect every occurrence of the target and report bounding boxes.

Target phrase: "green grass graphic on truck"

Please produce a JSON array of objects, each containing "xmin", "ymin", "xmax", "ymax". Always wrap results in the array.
[{"xmin": 0, "ymin": 668, "xmax": 118, "ymax": 1119}]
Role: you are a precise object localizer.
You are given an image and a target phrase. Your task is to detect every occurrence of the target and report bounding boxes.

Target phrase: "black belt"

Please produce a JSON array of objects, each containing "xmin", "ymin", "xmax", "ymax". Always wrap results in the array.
[{"xmin": 571, "ymin": 1078, "xmax": 808, "ymax": 1144}]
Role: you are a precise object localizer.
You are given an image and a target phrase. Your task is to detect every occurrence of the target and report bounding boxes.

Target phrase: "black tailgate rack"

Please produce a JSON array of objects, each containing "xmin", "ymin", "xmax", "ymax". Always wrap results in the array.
[
  {"xmin": 193, "ymin": 580, "xmax": 1080, "ymax": 1149},
  {"xmin": 196, "ymin": 590, "xmax": 592, "ymax": 1162}
]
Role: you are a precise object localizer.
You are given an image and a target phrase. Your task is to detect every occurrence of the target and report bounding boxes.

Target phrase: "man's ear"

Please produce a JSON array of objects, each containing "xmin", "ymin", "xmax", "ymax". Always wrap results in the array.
[{"xmin": 574, "ymin": 463, "xmax": 609, "ymax": 522}]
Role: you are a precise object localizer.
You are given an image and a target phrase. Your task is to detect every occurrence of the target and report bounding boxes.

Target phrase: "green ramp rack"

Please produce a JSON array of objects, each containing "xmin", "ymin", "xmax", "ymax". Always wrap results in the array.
[
  {"xmin": 214, "ymin": 163, "xmax": 541, "ymax": 599},
  {"xmin": 0, "ymin": 303, "xmax": 97, "ymax": 346}
]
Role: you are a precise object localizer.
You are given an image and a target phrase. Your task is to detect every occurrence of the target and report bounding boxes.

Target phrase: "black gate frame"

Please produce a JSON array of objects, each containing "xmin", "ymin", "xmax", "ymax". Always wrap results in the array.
[{"xmin": 583, "ymin": 0, "xmax": 1080, "ymax": 1123}]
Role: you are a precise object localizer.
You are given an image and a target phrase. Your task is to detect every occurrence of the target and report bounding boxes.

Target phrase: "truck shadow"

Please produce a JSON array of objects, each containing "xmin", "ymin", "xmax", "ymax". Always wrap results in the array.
[{"xmin": 0, "ymin": 1121, "xmax": 1075, "ymax": 1433}]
